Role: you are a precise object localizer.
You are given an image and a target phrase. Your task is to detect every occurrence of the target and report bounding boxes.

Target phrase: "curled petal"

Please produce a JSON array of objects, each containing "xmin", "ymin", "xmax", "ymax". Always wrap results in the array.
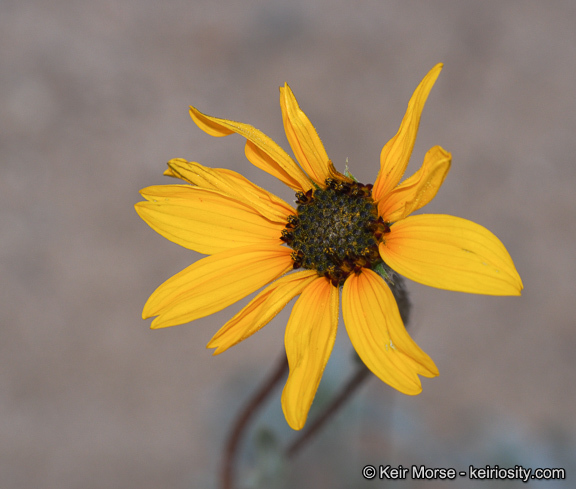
[
  {"xmin": 189, "ymin": 106, "xmax": 312, "ymax": 192},
  {"xmin": 280, "ymin": 83, "xmax": 341, "ymax": 188},
  {"xmin": 282, "ymin": 277, "xmax": 339, "ymax": 430},
  {"xmin": 164, "ymin": 158, "xmax": 295, "ymax": 222},
  {"xmin": 136, "ymin": 185, "xmax": 285, "ymax": 254},
  {"xmin": 143, "ymin": 244, "xmax": 293, "ymax": 328},
  {"xmin": 378, "ymin": 146, "xmax": 451, "ymax": 222},
  {"xmin": 379, "ymin": 214, "xmax": 523, "ymax": 295},
  {"xmin": 207, "ymin": 270, "xmax": 318, "ymax": 355},
  {"xmin": 343, "ymin": 269, "xmax": 438, "ymax": 395},
  {"xmin": 373, "ymin": 64, "xmax": 443, "ymax": 201}
]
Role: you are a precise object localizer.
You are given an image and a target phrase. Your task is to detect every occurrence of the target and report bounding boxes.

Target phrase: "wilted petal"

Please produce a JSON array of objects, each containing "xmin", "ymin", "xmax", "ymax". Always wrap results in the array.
[
  {"xmin": 280, "ymin": 83, "xmax": 334, "ymax": 188},
  {"xmin": 373, "ymin": 64, "xmax": 443, "ymax": 201},
  {"xmin": 207, "ymin": 270, "xmax": 318, "ymax": 355},
  {"xmin": 189, "ymin": 106, "xmax": 312, "ymax": 192},
  {"xmin": 378, "ymin": 146, "xmax": 451, "ymax": 222},
  {"xmin": 164, "ymin": 158, "xmax": 295, "ymax": 222}
]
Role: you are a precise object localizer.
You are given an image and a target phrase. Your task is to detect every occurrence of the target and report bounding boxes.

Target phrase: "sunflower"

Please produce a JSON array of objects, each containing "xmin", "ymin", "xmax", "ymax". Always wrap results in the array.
[{"xmin": 135, "ymin": 63, "xmax": 523, "ymax": 430}]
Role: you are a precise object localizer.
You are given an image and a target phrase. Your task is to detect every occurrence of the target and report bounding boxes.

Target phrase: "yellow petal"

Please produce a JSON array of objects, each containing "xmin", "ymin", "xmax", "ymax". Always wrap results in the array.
[
  {"xmin": 378, "ymin": 146, "xmax": 451, "ymax": 222},
  {"xmin": 218, "ymin": 167, "xmax": 296, "ymax": 218},
  {"xmin": 207, "ymin": 270, "xmax": 319, "ymax": 355},
  {"xmin": 143, "ymin": 244, "xmax": 293, "ymax": 328},
  {"xmin": 189, "ymin": 106, "xmax": 312, "ymax": 192},
  {"xmin": 279, "ymin": 83, "xmax": 333, "ymax": 187},
  {"xmin": 163, "ymin": 166, "xmax": 179, "ymax": 179},
  {"xmin": 342, "ymin": 269, "xmax": 438, "ymax": 395},
  {"xmin": 281, "ymin": 277, "xmax": 339, "ymax": 430},
  {"xmin": 165, "ymin": 158, "xmax": 295, "ymax": 222},
  {"xmin": 373, "ymin": 63, "xmax": 443, "ymax": 201},
  {"xmin": 136, "ymin": 185, "xmax": 285, "ymax": 254},
  {"xmin": 379, "ymin": 214, "xmax": 524, "ymax": 295}
]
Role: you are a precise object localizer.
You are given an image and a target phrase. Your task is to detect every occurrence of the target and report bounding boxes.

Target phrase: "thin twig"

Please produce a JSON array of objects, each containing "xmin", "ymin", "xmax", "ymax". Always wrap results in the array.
[
  {"xmin": 221, "ymin": 354, "xmax": 289, "ymax": 489},
  {"xmin": 222, "ymin": 275, "xmax": 412, "ymax": 483},
  {"xmin": 285, "ymin": 363, "xmax": 371, "ymax": 459}
]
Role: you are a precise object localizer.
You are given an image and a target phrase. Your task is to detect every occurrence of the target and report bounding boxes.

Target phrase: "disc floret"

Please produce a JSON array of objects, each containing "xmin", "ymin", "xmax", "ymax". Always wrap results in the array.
[{"xmin": 281, "ymin": 178, "xmax": 389, "ymax": 286}]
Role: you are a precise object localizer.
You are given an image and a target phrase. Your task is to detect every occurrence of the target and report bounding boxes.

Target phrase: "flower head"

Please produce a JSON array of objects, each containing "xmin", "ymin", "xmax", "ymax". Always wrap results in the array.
[{"xmin": 135, "ymin": 64, "xmax": 523, "ymax": 430}]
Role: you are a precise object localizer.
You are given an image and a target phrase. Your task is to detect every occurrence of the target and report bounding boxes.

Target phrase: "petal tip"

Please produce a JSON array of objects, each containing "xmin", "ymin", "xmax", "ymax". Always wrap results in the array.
[
  {"xmin": 206, "ymin": 341, "xmax": 224, "ymax": 356},
  {"xmin": 288, "ymin": 420, "xmax": 304, "ymax": 431},
  {"xmin": 282, "ymin": 403, "xmax": 305, "ymax": 431},
  {"xmin": 403, "ymin": 386, "xmax": 423, "ymax": 396},
  {"xmin": 188, "ymin": 106, "xmax": 233, "ymax": 138}
]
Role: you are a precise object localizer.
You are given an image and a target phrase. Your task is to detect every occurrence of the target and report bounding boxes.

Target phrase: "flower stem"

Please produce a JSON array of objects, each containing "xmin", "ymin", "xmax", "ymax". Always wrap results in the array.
[
  {"xmin": 221, "ymin": 275, "xmax": 411, "ymax": 486},
  {"xmin": 221, "ymin": 353, "xmax": 288, "ymax": 489}
]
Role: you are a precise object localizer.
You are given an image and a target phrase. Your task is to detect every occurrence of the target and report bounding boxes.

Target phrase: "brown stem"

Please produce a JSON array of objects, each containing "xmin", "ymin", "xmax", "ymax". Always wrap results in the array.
[
  {"xmin": 221, "ymin": 353, "xmax": 288, "ymax": 489},
  {"xmin": 285, "ymin": 363, "xmax": 371, "ymax": 459},
  {"xmin": 221, "ymin": 274, "xmax": 411, "ymax": 483}
]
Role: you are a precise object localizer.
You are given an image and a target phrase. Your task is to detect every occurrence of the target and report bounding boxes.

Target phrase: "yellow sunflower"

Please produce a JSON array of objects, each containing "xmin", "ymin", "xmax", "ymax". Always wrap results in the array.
[{"xmin": 135, "ymin": 63, "xmax": 523, "ymax": 430}]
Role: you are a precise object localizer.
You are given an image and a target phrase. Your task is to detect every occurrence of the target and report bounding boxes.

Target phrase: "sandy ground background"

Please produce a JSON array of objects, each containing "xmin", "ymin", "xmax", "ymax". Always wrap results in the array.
[{"xmin": 2, "ymin": 0, "xmax": 575, "ymax": 488}]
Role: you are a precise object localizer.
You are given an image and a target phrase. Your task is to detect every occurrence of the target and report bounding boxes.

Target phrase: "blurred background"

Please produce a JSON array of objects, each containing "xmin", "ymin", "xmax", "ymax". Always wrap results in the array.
[{"xmin": 1, "ymin": 0, "xmax": 575, "ymax": 487}]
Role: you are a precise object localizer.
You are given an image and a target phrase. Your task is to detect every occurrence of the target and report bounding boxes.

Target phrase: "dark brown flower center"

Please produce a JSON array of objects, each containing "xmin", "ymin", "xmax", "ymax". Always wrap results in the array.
[{"xmin": 281, "ymin": 178, "xmax": 390, "ymax": 286}]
